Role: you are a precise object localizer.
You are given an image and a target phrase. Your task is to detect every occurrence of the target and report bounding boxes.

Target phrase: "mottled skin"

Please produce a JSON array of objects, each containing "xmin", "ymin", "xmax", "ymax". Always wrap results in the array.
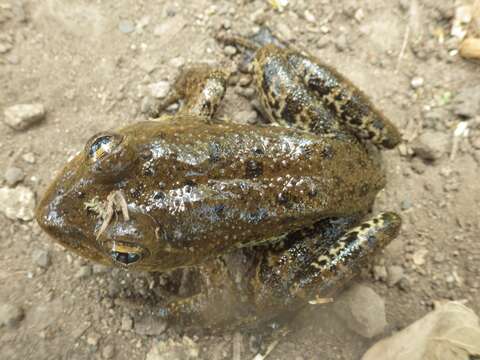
[{"xmin": 36, "ymin": 32, "xmax": 402, "ymax": 330}]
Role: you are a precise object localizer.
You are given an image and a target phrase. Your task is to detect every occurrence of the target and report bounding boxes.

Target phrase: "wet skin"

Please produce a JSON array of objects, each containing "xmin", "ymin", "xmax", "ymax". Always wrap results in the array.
[{"xmin": 36, "ymin": 33, "xmax": 402, "ymax": 330}]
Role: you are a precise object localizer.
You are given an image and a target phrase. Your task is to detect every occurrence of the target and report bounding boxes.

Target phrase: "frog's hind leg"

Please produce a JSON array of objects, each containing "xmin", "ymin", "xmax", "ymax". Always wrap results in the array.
[
  {"xmin": 252, "ymin": 45, "xmax": 342, "ymax": 135},
  {"xmin": 150, "ymin": 65, "xmax": 229, "ymax": 120},
  {"xmin": 254, "ymin": 212, "xmax": 401, "ymax": 307},
  {"xmin": 285, "ymin": 51, "xmax": 401, "ymax": 148}
]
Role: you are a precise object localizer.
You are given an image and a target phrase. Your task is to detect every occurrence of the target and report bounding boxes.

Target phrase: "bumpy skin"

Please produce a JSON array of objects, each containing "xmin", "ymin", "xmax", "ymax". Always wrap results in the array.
[{"xmin": 36, "ymin": 33, "xmax": 402, "ymax": 330}]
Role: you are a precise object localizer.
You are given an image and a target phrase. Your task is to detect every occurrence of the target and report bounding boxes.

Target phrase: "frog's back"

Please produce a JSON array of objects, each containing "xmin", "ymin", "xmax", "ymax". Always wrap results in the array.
[{"xmin": 120, "ymin": 117, "xmax": 384, "ymax": 263}]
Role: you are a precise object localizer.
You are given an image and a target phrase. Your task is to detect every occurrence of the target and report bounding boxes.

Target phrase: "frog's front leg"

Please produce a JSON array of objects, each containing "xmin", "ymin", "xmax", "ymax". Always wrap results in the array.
[
  {"xmin": 150, "ymin": 65, "xmax": 229, "ymax": 120},
  {"xmin": 254, "ymin": 212, "xmax": 401, "ymax": 308}
]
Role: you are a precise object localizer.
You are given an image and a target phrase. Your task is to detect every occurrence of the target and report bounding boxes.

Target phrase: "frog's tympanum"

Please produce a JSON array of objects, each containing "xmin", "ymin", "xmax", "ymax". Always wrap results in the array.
[{"xmin": 36, "ymin": 31, "xmax": 402, "ymax": 331}]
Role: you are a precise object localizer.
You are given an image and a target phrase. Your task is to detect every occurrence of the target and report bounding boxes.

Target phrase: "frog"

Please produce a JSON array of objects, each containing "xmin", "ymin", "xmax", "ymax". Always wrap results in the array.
[{"xmin": 36, "ymin": 29, "xmax": 402, "ymax": 331}]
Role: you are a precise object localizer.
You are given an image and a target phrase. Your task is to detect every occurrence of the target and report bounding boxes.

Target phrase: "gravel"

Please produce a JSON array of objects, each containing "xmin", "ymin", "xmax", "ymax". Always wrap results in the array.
[
  {"xmin": 4, "ymin": 166, "xmax": 24, "ymax": 187},
  {"xmin": 333, "ymin": 284, "xmax": 387, "ymax": 338},
  {"xmin": 32, "ymin": 249, "xmax": 51, "ymax": 269},
  {"xmin": 146, "ymin": 337, "xmax": 199, "ymax": 360},
  {"xmin": 3, "ymin": 103, "xmax": 46, "ymax": 130},
  {"xmin": 0, "ymin": 303, "xmax": 24, "ymax": 328},
  {"xmin": 0, "ymin": 185, "xmax": 36, "ymax": 221},
  {"xmin": 149, "ymin": 81, "xmax": 171, "ymax": 99}
]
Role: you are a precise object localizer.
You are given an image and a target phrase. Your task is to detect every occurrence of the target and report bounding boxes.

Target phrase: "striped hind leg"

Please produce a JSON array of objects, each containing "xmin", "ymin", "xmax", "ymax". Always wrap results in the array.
[
  {"xmin": 254, "ymin": 212, "xmax": 402, "ymax": 308},
  {"xmin": 285, "ymin": 50, "xmax": 402, "ymax": 149}
]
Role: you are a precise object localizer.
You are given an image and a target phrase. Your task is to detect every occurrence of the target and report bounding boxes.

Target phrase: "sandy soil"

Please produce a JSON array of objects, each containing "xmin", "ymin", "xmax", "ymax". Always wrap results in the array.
[{"xmin": 1, "ymin": 0, "xmax": 479, "ymax": 359}]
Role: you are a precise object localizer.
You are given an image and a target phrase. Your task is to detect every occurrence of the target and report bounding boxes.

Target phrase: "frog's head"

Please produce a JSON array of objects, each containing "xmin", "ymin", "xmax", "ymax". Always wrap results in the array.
[{"xmin": 36, "ymin": 128, "xmax": 181, "ymax": 271}]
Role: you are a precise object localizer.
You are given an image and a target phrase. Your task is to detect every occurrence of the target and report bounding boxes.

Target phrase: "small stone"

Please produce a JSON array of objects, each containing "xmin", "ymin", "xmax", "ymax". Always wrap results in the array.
[
  {"xmin": 134, "ymin": 316, "xmax": 167, "ymax": 336},
  {"xmin": 412, "ymin": 248, "xmax": 428, "ymax": 266},
  {"xmin": 238, "ymin": 75, "xmax": 252, "ymax": 87},
  {"xmin": 3, "ymin": 103, "xmax": 46, "ymax": 130},
  {"xmin": 121, "ymin": 314, "xmax": 133, "ymax": 331},
  {"xmin": 148, "ymin": 81, "xmax": 170, "ymax": 99},
  {"xmin": 146, "ymin": 337, "xmax": 199, "ymax": 360},
  {"xmin": 75, "ymin": 265, "xmax": 92, "ymax": 279},
  {"xmin": 92, "ymin": 264, "xmax": 108, "ymax": 274},
  {"xmin": 119, "ymin": 20, "xmax": 135, "ymax": 34},
  {"xmin": 373, "ymin": 265, "xmax": 388, "ymax": 282},
  {"xmin": 87, "ymin": 333, "xmax": 100, "ymax": 346},
  {"xmin": 363, "ymin": 302, "xmax": 480, "ymax": 360},
  {"xmin": 232, "ymin": 110, "xmax": 258, "ymax": 125},
  {"xmin": 102, "ymin": 344, "xmax": 115, "ymax": 359},
  {"xmin": 452, "ymin": 85, "xmax": 480, "ymax": 119},
  {"xmin": 398, "ymin": 277, "xmax": 411, "ymax": 291},
  {"xmin": 169, "ymin": 57, "xmax": 185, "ymax": 68},
  {"xmin": 410, "ymin": 77, "xmax": 424, "ymax": 89},
  {"xmin": 0, "ymin": 185, "xmax": 35, "ymax": 221},
  {"xmin": 32, "ymin": 249, "xmax": 51, "ymax": 269},
  {"xmin": 354, "ymin": 8, "xmax": 365, "ymax": 22},
  {"xmin": 0, "ymin": 33, "xmax": 13, "ymax": 54},
  {"xmin": 387, "ymin": 266, "xmax": 404, "ymax": 287},
  {"xmin": 21, "ymin": 152, "xmax": 36, "ymax": 164},
  {"xmin": 400, "ymin": 199, "xmax": 412, "ymax": 211},
  {"xmin": 277, "ymin": 22, "xmax": 294, "ymax": 41},
  {"xmin": 0, "ymin": 303, "xmax": 24, "ymax": 327},
  {"xmin": 335, "ymin": 34, "xmax": 348, "ymax": 52},
  {"xmin": 4, "ymin": 166, "xmax": 24, "ymax": 187},
  {"xmin": 333, "ymin": 284, "xmax": 387, "ymax": 338},
  {"xmin": 223, "ymin": 45, "xmax": 237, "ymax": 56},
  {"xmin": 411, "ymin": 131, "xmax": 449, "ymax": 162},
  {"xmin": 304, "ymin": 10, "xmax": 316, "ymax": 23}
]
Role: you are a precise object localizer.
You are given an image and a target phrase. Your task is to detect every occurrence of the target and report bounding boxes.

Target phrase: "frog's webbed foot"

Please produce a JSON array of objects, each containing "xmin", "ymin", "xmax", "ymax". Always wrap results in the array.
[
  {"xmin": 284, "ymin": 51, "xmax": 402, "ymax": 148},
  {"xmin": 150, "ymin": 65, "xmax": 229, "ymax": 121},
  {"xmin": 254, "ymin": 212, "xmax": 401, "ymax": 306}
]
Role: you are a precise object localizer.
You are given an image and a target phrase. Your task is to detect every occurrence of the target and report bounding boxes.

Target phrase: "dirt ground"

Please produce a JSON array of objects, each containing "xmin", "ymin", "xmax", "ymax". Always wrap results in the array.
[{"xmin": 1, "ymin": 0, "xmax": 480, "ymax": 359}]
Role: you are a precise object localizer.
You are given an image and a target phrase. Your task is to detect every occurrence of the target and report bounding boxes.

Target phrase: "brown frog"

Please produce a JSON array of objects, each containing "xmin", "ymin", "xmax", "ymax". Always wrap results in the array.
[{"xmin": 36, "ymin": 30, "xmax": 402, "ymax": 330}]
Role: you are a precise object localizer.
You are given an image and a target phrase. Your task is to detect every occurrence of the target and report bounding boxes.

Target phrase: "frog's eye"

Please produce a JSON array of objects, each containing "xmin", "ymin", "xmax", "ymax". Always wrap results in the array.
[
  {"xmin": 110, "ymin": 242, "xmax": 147, "ymax": 266},
  {"xmin": 86, "ymin": 132, "xmax": 124, "ymax": 162},
  {"xmin": 84, "ymin": 132, "xmax": 136, "ymax": 181}
]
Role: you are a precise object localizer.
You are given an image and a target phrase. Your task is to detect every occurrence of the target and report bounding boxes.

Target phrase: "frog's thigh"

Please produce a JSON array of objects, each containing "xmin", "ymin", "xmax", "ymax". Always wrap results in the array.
[
  {"xmin": 253, "ymin": 45, "xmax": 340, "ymax": 134},
  {"xmin": 259, "ymin": 212, "xmax": 401, "ymax": 303},
  {"xmin": 285, "ymin": 51, "xmax": 401, "ymax": 149}
]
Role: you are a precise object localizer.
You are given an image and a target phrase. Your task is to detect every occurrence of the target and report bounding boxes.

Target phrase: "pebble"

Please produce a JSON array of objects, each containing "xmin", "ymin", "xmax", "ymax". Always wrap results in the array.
[
  {"xmin": 333, "ymin": 284, "xmax": 387, "ymax": 338},
  {"xmin": 32, "ymin": 249, "xmax": 51, "ymax": 269},
  {"xmin": 373, "ymin": 265, "xmax": 388, "ymax": 282},
  {"xmin": 223, "ymin": 45, "xmax": 237, "ymax": 56},
  {"xmin": 118, "ymin": 20, "xmax": 135, "ymax": 34},
  {"xmin": 134, "ymin": 316, "xmax": 167, "ymax": 336},
  {"xmin": 0, "ymin": 303, "xmax": 24, "ymax": 328},
  {"xmin": 3, "ymin": 103, "xmax": 46, "ymax": 130},
  {"xmin": 387, "ymin": 266, "xmax": 405, "ymax": 287},
  {"xmin": 453, "ymin": 85, "xmax": 480, "ymax": 119},
  {"xmin": 148, "ymin": 81, "xmax": 170, "ymax": 99},
  {"xmin": 410, "ymin": 76, "xmax": 424, "ymax": 89},
  {"xmin": 276, "ymin": 22, "xmax": 294, "ymax": 41},
  {"xmin": 4, "ymin": 166, "xmax": 24, "ymax": 187},
  {"xmin": 121, "ymin": 314, "xmax": 133, "ymax": 331},
  {"xmin": 304, "ymin": 10, "xmax": 316, "ymax": 23},
  {"xmin": 146, "ymin": 337, "xmax": 199, "ymax": 360},
  {"xmin": 0, "ymin": 33, "xmax": 13, "ymax": 54},
  {"xmin": 400, "ymin": 199, "xmax": 412, "ymax": 211},
  {"xmin": 0, "ymin": 185, "xmax": 35, "ymax": 221},
  {"xmin": 92, "ymin": 264, "xmax": 109, "ymax": 274},
  {"xmin": 75, "ymin": 265, "xmax": 92, "ymax": 279},
  {"xmin": 102, "ymin": 344, "xmax": 115, "ymax": 359},
  {"xmin": 411, "ymin": 131, "xmax": 449, "ymax": 162},
  {"xmin": 335, "ymin": 34, "xmax": 348, "ymax": 52},
  {"xmin": 232, "ymin": 110, "xmax": 258, "ymax": 125},
  {"xmin": 21, "ymin": 152, "xmax": 36, "ymax": 164},
  {"xmin": 362, "ymin": 302, "xmax": 480, "ymax": 360}
]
